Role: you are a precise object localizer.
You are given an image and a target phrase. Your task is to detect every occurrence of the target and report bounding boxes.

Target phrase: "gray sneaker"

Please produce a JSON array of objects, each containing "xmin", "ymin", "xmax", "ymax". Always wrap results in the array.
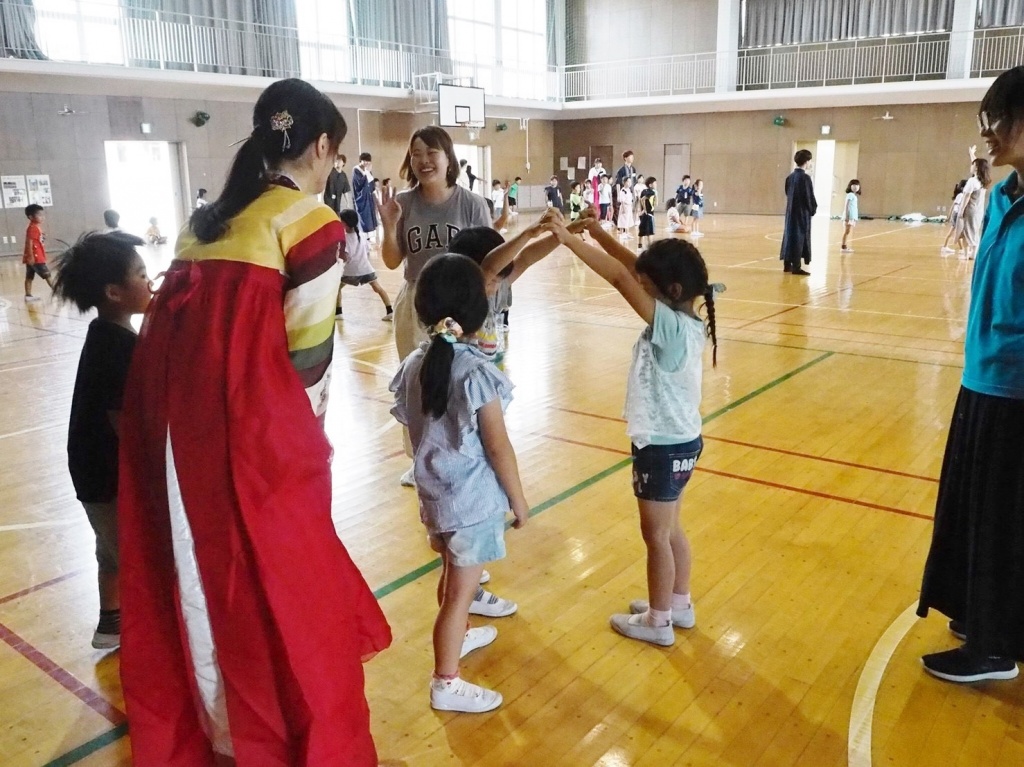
[{"xmin": 629, "ymin": 599, "xmax": 695, "ymax": 629}]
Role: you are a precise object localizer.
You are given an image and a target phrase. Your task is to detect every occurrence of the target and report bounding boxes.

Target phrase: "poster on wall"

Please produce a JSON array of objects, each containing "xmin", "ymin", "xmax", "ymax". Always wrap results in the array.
[
  {"xmin": 27, "ymin": 175, "xmax": 53, "ymax": 207},
  {"xmin": 1, "ymin": 175, "xmax": 28, "ymax": 208}
]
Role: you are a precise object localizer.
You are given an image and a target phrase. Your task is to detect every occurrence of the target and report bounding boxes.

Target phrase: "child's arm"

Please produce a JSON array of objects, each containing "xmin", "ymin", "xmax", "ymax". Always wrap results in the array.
[
  {"xmin": 552, "ymin": 224, "xmax": 656, "ymax": 325},
  {"xmin": 574, "ymin": 211, "xmax": 640, "ymax": 276},
  {"xmin": 492, "ymin": 192, "xmax": 510, "ymax": 231},
  {"xmin": 23, "ymin": 236, "xmax": 34, "ymax": 264},
  {"xmin": 479, "ymin": 210, "xmax": 558, "ymax": 282},
  {"xmin": 478, "ymin": 399, "xmax": 528, "ymax": 529},
  {"xmin": 507, "ymin": 233, "xmax": 559, "ymax": 284}
]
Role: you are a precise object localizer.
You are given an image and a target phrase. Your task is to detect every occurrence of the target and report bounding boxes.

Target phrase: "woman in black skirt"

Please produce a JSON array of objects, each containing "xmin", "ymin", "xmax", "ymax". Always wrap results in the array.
[{"xmin": 917, "ymin": 66, "xmax": 1024, "ymax": 683}]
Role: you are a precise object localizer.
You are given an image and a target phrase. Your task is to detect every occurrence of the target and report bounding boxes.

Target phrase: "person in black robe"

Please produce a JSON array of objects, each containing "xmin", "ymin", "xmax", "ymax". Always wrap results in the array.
[
  {"xmin": 352, "ymin": 152, "xmax": 378, "ymax": 235},
  {"xmin": 323, "ymin": 154, "xmax": 351, "ymax": 216},
  {"xmin": 780, "ymin": 150, "xmax": 817, "ymax": 275}
]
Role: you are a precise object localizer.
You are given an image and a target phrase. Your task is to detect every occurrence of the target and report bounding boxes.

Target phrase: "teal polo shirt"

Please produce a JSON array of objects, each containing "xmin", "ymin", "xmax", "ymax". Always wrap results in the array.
[{"xmin": 962, "ymin": 171, "xmax": 1024, "ymax": 399}]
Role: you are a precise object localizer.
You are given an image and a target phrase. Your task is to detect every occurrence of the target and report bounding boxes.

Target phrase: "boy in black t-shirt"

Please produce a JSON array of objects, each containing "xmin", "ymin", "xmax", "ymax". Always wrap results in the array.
[
  {"xmin": 545, "ymin": 176, "xmax": 564, "ymax": 210},
  {"xmin": 54, "ymin": 232, "xmax": 152, "ymax": 650}
]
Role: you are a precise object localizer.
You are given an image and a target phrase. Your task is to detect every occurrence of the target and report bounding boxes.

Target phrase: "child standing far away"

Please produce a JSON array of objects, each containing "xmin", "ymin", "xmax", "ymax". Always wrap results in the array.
[
  {"xmin": 553, "ymin": 210, "xmax": 719, "ymax": 648},
  {"xmin": 336, "ymin": 209, "xmax": 393, "ymax": 321},
  {"xmin": 390, "ymin": 254, "xmax": 529, "ymax": 713},
  {"xmin": 53, "ymin": 231, "xmax": 152, "ymax": 650},
  {"xmin": 690, "ymin": 179, "xmax": 706, "ymax": 238},
  {"xmin": 569, "ymin": 181, "xmax": 584, "ymax": 223},
  {"xmin": 841, "ymin": 179, "xmax": 860, "ymax": 253},
  {"xmin": 508, "ymin": 177, "xmax": 520, "ymax": 216},
  {"xmin": 599, "ymin": 174, "xmax": 613, "ymax": 222},
  {"xmin": 545, "ymin": 175, "xmax": 563, "ymax": 211},
  {"xmin": 23, "ymin": 204, "xmax": 55, "ymax": 302},
  {"xmin": 638, "ymin": 176, "xmax": 658, "ymax": 251},
  {"xmin": 195, "ymin": 188, "xmax": 208, "ymax": 209},
  {"xmin": 490, "ymin": 180, "xmax": 508, "ymax": 232}
]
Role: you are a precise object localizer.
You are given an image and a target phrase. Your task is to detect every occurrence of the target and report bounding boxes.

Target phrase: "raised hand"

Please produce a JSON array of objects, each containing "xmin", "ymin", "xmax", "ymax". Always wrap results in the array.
[{"xmin": 375, "ymin": 184, "xmax": 402, "ymax": 229}]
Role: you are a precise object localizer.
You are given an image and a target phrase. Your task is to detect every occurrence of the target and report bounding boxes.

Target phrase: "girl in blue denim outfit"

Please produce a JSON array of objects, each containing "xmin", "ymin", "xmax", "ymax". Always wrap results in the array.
[
  {"xmin": 390, "ymin": 254, "xmax": 529, "ymax": 714},
  {"xmin": 553, "ymin": 213, "xmax": 719, "ymax": 648}
]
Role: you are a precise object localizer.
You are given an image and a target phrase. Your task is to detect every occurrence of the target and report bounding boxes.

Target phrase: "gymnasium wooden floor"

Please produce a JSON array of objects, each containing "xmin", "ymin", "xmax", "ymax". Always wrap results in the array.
[{"xmin": 2, "ymin": 214, "xmax": 1020, "ymax": 767}]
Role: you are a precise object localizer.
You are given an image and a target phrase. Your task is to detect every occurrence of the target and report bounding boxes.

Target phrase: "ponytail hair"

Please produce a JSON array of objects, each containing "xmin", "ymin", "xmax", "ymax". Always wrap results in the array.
[
  {"xmin": 414, "ymin": 254, "xmax": 490, "ymax": 418},
  {"xmin": 338, "ymin": 209, "xmax": 362, "ymax": 243},
  {"xmin": 636, "ymin": 238, "xmax": 719, "ymax": 367},
  {"xmin": 191, "ymin": 78, "xmax": 346, "ymax": 243}
]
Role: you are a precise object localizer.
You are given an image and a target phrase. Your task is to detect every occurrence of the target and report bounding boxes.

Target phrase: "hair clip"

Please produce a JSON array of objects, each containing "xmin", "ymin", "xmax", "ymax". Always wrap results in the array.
[
  {"xmin": 709, "ymin": 282, "xmax": 727, "ymax": 295},
  {"xmin": 270, "ymin": 110, "xmax": 294, "ymax": 150},
  {"xmin": 430, "ymin": 317, "xmax": 463, "ymax": 344}
]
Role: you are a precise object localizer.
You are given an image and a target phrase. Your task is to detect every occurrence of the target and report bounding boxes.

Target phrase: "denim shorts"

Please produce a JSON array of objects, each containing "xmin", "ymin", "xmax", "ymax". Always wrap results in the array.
[
  {"xmin": 631, "ymin": 437, "xmax": 703, "ymax": 502},
  {"xmin": 428, "ymin": 515, "xmax": 507, "ymax": 568}
]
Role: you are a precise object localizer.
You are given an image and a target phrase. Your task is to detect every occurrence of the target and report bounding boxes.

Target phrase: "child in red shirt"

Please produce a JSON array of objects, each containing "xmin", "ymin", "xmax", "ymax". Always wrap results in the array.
[{"xmin": 24, "ymin": 204, "xmax": 54, "ymax": 302}]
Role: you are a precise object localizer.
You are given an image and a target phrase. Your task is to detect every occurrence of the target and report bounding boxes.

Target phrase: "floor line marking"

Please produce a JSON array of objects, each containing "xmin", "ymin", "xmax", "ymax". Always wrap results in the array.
[
  {"xmin": 40, "ymin": 724, "xmax": 129, "ymax": 767},
  {"xmin": 763, "ymin": 224, "xmax": 917, "ymax": 244},
  {"xmin": 0, "ymin": 519, "xmax": 81, "ymax": 533},
  {"xmin": 848, "ymin": 601, "xmax": 920, "ymax": 767},
  {"xmin": 0, "ymin": 422, "xmax": 64, "ymax": 441},
  {"xmin": 534, "ymin": 434, "xmax": 932, "ymax": 522},
  {"xmin": 0, "ymin": 570, "xmax": 84, "ymax": 606},
  {"xmin": 0, "ymin": 621, "xmax": 126, "ymax": 726}
]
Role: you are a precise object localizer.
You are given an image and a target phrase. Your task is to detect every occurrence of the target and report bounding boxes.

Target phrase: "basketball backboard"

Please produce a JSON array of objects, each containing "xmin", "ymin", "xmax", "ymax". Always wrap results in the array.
[{"xmin": 438, "ymin": 84, "xmax": 486, "ymax": 128}]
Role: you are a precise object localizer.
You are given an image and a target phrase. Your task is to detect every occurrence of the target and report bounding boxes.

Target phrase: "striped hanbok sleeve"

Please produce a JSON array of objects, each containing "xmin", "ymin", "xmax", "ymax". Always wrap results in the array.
[{"xmin": 276, "ymin": 196, "xmax": 345, "ymax": 421}]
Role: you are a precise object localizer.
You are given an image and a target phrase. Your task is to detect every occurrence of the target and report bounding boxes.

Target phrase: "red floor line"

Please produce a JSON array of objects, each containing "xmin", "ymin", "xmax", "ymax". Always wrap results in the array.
[
  {"xmin": 0, "ymin": 622, "xmax": 126, "ymax": 725},
  {"xmin": 534, "ymin": 433, "xmax": 932, "ymax": 522},
  {"xmin": 700, "ymin": 435, "xmax": 939, "ymax": 483},
  {"xmin": 0, "ymin": 570, "xmax": 83, "ymax": 607},
  {"xmin": 736, "ymin": 305, "xmax": 799, "ymax": 330},
  {"xmin": 548, "ymin": 406, "xmax": 939, "ymax": 482}
]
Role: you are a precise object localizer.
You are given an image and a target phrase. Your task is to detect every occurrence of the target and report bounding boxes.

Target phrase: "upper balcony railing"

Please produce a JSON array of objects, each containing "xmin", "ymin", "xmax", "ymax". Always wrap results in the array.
[{"xmin": 2, "ymin": 1, "xmax": 1021, "ymax": 105}]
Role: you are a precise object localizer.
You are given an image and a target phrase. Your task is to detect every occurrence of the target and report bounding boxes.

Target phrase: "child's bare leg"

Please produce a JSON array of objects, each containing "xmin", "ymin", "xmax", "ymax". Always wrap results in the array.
[
  {"xmin": 336, "ymin": 283, "xmax": 344, "ymax": 312},
  {"xmin": 369, "ymin": 279, "xmax": 391, "ymax": 307},
  {"xmin": 638, "ymin": 499, "xmax": 681, "ymax": 613},
  {"xmin": 433, "ymin": 555, "xmax": 485, "ymax": 677},
  {"xmin": 842, "ymin": 223, "xmax": 851, "ymax": 249},
  {"xmin": 669, "ymin": 520, "xmax": 691, "ymax": 597},
  {"xmin": 24, "ymin": 277, "xmax": 33, "ymax": 297}
]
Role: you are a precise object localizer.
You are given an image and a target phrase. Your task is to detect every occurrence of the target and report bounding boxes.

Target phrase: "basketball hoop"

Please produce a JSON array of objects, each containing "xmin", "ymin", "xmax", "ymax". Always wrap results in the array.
[{"xmin": 458, "ymin": 121, "xmax": 485, "ymax": 141}]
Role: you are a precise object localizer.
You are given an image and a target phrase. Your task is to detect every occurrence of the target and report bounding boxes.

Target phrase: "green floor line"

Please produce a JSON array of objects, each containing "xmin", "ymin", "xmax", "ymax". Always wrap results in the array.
[
  {"xmin": 42, "ymin": 351, "xmax": 835, "ymax": 767},
  {"xmin": 42, "ymin": 723, "xmax": 128, "ymax": 767}
]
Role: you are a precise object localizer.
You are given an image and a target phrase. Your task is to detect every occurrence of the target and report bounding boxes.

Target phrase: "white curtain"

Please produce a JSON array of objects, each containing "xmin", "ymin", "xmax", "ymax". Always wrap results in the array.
[
  {"xmin": 0, "ymin": 0, "xmax": 46, "ymax": 58},
  {"xmin": 350, "ymin": 0, "xmax": 449, "ymax": 52},
  {"xmin": 122, "ymin": 0, "xmax": 300, "ymax": 76},
  {"xmin": 742, "ymin": 0, "xmax": 954, "ymax": 47},
  {"xmin": 978, "ymin": 0, "xmax": 1024, "ymax": 27}
]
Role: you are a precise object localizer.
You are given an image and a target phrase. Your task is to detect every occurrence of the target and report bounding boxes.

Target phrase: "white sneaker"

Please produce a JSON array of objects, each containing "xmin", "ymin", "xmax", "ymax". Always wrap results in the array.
[
  {"xmin": 479, "ymin": 569, "xmax": 490, "ymax": 585},
  {"xmin": 841, "ymin": 247, "xmax": 853, "ymax": 253},
  {"xmin": 609, "ymin": 613, "xmax": 674, "ymax": 647},
  {"xmin": 382, "ymin": 311, "xmax": 394, "ymax": 322},
  {"xmin": 430, "ymin": 676, "xmax": 502, "ymax": 713},
  {"xmin": 460, "ymin": 626, "xmax": 497, "ymax": 658},
  {"xmin": 400, "ymin": 466, "xmax": 415, "ymax": 487},
  {"xmin": 469, "ymin": 588, "xmax": 517, "ymax": 617},
  {"xmin": 24, "ymin": 295, "xmax": 40, "ymax": 302},
  {"xmin": 940, "ymin": 246, "xmax": 955, "ymax": 254},
  {"xmin": 629, "ymin": 599, "xmax": 695, "ymax": 629}
]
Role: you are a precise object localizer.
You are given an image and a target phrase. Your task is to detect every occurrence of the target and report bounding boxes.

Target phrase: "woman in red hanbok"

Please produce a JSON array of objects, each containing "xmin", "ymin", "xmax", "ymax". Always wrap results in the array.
[{"xmin": 118, "ymin": 78, "xmax": 391, "ymax": 766}]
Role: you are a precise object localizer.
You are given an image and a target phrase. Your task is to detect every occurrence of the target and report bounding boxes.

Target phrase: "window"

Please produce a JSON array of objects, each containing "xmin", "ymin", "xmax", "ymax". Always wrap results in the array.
[
  {"xmin": 34, "ymin": 0, "xmax": 124, "ymax": 65},
  {"xmin": 296, "ymin": 0, "xmax": 350, "ymax": 82}
]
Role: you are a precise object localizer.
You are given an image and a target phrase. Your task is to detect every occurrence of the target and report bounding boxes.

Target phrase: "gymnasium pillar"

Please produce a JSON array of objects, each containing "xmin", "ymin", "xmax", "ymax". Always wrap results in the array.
[
  {"xmin": 946, "ymin": 0, "xmax": 978, "ymax": 80},
  {"xmin": 715, "ymin": 0, "xmax": 742, "ymax": 93}
]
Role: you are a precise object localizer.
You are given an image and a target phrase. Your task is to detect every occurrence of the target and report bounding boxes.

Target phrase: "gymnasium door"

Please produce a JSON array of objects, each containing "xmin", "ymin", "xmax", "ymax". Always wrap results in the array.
[
  {"xmin": 104, "ymin": 140, "xmax": 184, "ymax": 243},
  {"xmin": 663, "ymin": 144, "xmax": 691, "ymax": 198},
  {"xmin": 831, "ymin": 141, "xmax": 860, "ymax": 218}
]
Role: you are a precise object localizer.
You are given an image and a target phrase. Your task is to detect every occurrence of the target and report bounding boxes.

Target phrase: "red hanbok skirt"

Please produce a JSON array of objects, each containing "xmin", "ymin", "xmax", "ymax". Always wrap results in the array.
[{"xmin": 118, "ymin": 260, "xmax": 391, "ymax": 766}]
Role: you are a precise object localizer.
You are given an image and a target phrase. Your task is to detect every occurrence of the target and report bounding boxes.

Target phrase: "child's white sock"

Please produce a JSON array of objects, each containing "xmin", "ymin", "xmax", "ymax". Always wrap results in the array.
[
  {"xmin": 643, "ymin": 608, "xmax": 672, "ymax": 628},
  {"xmin": 672, "ymin": 592, "xmax": 691, "ymax": 610}
]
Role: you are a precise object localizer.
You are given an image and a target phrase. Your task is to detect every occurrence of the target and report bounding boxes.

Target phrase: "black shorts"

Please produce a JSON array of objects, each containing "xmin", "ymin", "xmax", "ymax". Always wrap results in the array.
[
  {"xmin": 507, "ymin": 196, "xmax": 517, "ymax": 207},
  {"xmin": 25, "ymin": 263, "xmax": 51, "ymax": 281},
  {"xmin": 631, "ymin": 437, "xmax": 703, "ymax": 502},
  {"xmin": 341, "ymin": 272, "xmax": 377, "ymax": 286}
]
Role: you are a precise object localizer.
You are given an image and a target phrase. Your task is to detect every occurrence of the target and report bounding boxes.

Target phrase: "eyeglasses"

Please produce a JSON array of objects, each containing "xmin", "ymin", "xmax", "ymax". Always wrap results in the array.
[{"xmin": 977, "ymin": 111, "xmax": 1004, "ymax": 133}]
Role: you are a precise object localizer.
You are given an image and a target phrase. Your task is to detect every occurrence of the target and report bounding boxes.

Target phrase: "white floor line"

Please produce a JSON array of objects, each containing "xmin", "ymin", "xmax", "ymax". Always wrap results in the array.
[
  {"xmin": 0, "ymin": 422, "xmax": 63, "ymax": 441},
  {"xmin": 848, "ymin": 601, "xmax": 920, "ymax": 767},
  {"xmin": 0, "ymin": 519, "xmax": 79, "ymax": 532}
]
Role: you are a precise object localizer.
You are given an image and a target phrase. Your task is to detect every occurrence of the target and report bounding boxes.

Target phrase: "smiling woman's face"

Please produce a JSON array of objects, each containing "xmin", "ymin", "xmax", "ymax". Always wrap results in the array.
[{"xmin": 980, "ymin": 111, "xmax": 1024, "ymax": 169}]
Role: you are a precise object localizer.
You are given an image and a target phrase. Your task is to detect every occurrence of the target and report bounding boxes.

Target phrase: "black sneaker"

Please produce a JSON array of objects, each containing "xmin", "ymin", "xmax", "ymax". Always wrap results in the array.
[
  {"xmin": 792, "ymin": 268, "xmax": 811, "ymax": 276},
  {"xmin": 949, "ymin": 619, "xmax": 966, "ymax": 641},
  {"xmin": 335, "ymin": 308, "xmax": 343, "ymax": 318},
  {"xmin": 922, "ymin": 647, "xmax": 1018, "ymax": 683}
]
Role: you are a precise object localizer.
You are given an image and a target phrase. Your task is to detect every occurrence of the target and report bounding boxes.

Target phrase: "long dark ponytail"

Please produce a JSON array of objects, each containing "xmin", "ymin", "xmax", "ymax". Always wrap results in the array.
[
  {"xmin": 191, "ymin": 78, "xmax": 347, "ymax": 243},
  {"xmin": 414, "ymin": 254, "xmax": 490, "ymax": 418},
  {"xmin": 636, "ymin": 238, "xmax": 718, "ymax": 366}
]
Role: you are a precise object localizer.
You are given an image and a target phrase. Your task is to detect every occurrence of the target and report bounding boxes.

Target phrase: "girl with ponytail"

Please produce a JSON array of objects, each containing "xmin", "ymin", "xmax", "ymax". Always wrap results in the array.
[
  {"xmin": 390, "ymin": 254, "xmax": 529, "ymax": 715},
  {"xmin": 117, "ymin": 78, "xmax": 391, "ymax": 766},
  {"xmin": 550, "ymin": 212, "xmax": 720, "ymax": 650}
]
